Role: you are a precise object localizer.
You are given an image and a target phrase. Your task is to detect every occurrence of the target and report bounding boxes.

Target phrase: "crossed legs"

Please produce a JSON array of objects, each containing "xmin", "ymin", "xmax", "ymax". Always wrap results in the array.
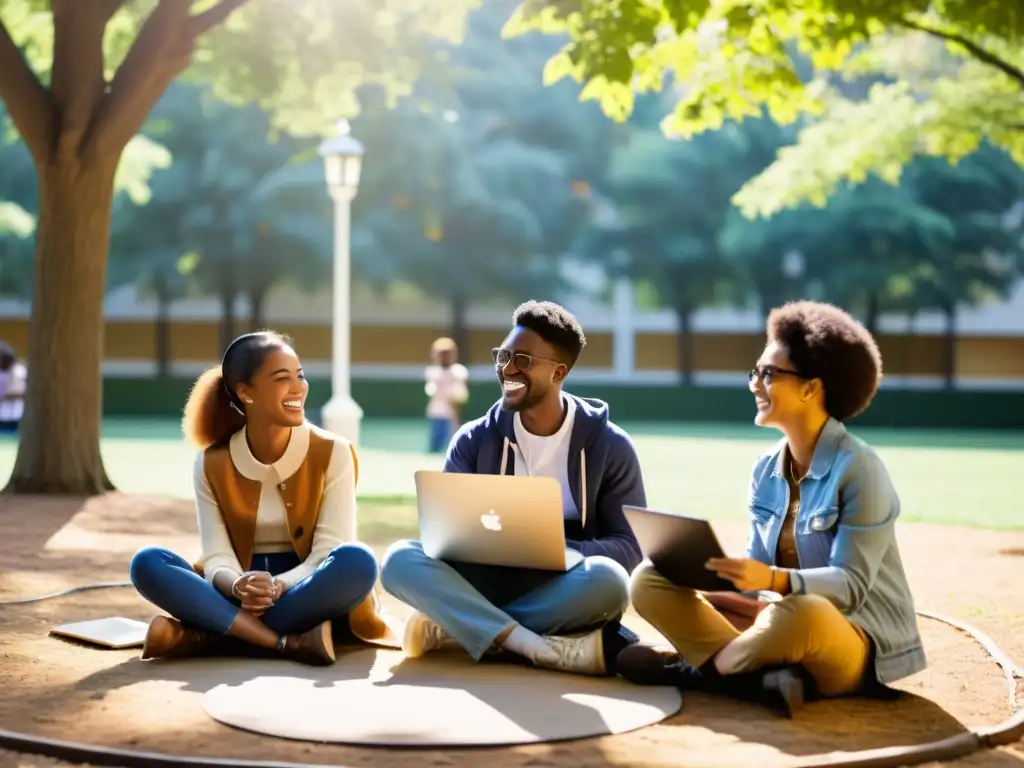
[
  {"xmin": 380, "ymin": 539, "xmax": 631, "ymax": 675},
  {"xmin": 130, "ymin": 543, "xmax": 379, "ymax": 664},
  {"xmin": 624, "ymin": 561, "xmax": 872, "ymax": 700}
]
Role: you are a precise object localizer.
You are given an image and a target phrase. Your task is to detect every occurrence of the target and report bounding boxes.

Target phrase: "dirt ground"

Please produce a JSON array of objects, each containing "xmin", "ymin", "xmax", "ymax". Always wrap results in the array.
[{"xmin": 0, "ymin": 494, "xmax": 1022, "ymax": 768}]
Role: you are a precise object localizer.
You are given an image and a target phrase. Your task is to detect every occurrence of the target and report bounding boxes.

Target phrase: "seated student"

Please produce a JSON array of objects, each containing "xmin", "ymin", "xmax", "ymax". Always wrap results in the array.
[
  {"xmin": 130, "ymin": 331, "xmax": 396, "ymax": 665},
  {"xmin": 382, "ymin": 301, "xmax": 646, "ymax": 676},
  {"xmin": 619, "ymin": 301, "xmax": 926, "ymax": 715}
]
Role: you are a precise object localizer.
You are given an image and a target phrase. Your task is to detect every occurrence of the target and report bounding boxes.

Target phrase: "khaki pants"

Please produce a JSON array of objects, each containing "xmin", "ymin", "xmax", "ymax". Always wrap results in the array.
[{"xmin": 629, "ymin": 562, "xmax": 871, "ymax": 697}]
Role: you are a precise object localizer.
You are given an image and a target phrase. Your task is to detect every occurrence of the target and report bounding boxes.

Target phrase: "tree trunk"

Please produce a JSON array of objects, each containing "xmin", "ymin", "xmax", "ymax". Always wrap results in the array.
[
  {"xmin": 249, "ymin": 287, "xmax": 267, "ymax": 331},
  {"xmin": 219, "ymin": 292, "xmax": 236, "ymax": 353},
  {"xmin": 941, "ymin": 302, "xmax": 957, "ymax": 390},
  {"xmin": 865, "ymin": 291, "xmax": 881, "ymax": 336},
  {"xmin": 449, "ymin": 293, "xmax": 470, "ymax": 357},
  {"xmin": 6, "ymin": 159, "xmax": 117, "ymax": 494},
  {"xmin": 155, "ymin": 287, "xmax": 172, "ymax": 378},
  {"xmin": 674, "ymin": 300, "xmax": 694, "ymax": 386}
]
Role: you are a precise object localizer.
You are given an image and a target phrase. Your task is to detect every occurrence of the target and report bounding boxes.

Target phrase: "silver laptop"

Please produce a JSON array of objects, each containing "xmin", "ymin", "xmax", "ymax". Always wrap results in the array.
[{"xmin": 415, "ymin": 470, "xmax": 584, "ymax": 571}]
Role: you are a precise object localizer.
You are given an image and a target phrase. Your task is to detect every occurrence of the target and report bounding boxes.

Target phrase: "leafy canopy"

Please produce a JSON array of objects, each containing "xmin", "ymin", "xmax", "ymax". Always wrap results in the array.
[
  {"xmin": 0, "ymin": 0, "xmax": 481, "ymax": 168},
  {"xmin": 504, "ymin": 0, "xmax": 1024, "ymax": 217}
]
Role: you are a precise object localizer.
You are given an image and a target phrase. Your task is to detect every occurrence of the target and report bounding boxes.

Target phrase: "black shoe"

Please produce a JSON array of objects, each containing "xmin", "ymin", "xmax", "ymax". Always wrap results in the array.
[
  {"xmin": 704, "ymin": 663, "xmax": 812, "ymax": 718},
  {"xmin": 616, "ymin": 643, "xmax": 706, "ymax": 688},
  {"xmin": 601, "ymin": 621, "xmax": 640, "ymax": 676},
  {"xmin": 618, "ymin": 644, "xmax": 810, "ymax": 717}
]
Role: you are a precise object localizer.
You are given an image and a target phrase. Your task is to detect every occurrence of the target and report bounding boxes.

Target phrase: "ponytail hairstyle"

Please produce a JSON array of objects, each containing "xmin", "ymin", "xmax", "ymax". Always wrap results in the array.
[{"xmin": 181, "ymin": 330, "xmax": 292, "ymax": 450}]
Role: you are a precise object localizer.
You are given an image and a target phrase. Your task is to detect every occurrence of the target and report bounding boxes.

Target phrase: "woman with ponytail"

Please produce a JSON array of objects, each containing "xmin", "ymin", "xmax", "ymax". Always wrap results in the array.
[{"xmin": 129, "ymin": 331, "xmax": 397, "ymax": 665}]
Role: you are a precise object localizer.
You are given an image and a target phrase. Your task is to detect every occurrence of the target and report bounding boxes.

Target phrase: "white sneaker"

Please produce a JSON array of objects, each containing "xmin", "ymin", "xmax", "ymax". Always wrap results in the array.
[
  {"xmin": 532, "ymin": 628, "xmax": 606, "ymax": 676},
  {"xmin": 401, "ymin": 611, "xmax": 452, "ymax": 658}
]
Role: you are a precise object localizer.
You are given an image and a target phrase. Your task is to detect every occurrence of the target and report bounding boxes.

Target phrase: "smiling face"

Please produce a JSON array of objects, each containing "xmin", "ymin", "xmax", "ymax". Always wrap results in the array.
[
  {"xmin": 235, "ymin": 345, "xmax": 309, "ymax": 428},
  {"xmin": 749, "ymin": 341, "xmax": 810, "ymax": 429},
  {"xmin": 494, "ymin": 326, "xmax": 568, "ymax": 412}
]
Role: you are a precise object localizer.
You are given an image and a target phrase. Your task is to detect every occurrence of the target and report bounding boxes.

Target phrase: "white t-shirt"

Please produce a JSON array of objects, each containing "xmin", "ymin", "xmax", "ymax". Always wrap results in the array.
[
  {"xmin": 425, "ymin": 363, "xmax": 469, "ymax": 419},
  {"xmin": 512, "ymin": 394, "xmax": 580, "ymax": 521}
]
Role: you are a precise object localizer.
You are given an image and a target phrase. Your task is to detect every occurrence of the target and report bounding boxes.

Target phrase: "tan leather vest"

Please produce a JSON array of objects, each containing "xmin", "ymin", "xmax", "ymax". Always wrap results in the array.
[
  {"xmin": 196, "ymin": 429, "xmax": 396, "ymax": 648},
  {"xmin": 201, "ymin": 429, "xmax": 347, "ymax": 570}
]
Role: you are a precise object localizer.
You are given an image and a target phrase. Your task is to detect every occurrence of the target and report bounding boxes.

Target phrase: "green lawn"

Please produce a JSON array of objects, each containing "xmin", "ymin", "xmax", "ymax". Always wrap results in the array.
[{"xmin": 1, "ymin": 418, "xmax": 1021, "ymax": 530}]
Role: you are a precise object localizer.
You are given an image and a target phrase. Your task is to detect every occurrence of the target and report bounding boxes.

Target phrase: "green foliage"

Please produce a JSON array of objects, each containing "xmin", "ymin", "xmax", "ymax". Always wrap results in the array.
[
  {"xmin": 3, "ymin": 0, "xmax": 482, "ymax": 136},
  {"xmin": 348, "ymin": 0, "xmax": 613, "ymax": 313},
  {"xmin": 351, "ymin": 94, "xmax": 561, "ymax": 310},
  {"xmin": 108, "ymin": 83, "xmax": 331, "ymax": 319},
  {"xmin": 0, "ymin": 200, "xmax": 33, "ymax": 298},
  {"xmin": 596, "ymin": 108, "xmax": 790, "ymax": 311},
  {"xmin": 507, "ymin": 0, "xmax": 1024, "ymax": 216},
  {"xmin": 0, "ymin": 200, "xmax": 31, "ymax": 237},
  {"xmin": 896, "ymin": 147, "xmax": 1024, "ymax": 316},
  {"xmin": 719, "ymin": 141, "xmax": 1024, "ymax": 324},
  {"xmin": 114, "ymin": 135, "xmax": 173, "ymax": 205}
]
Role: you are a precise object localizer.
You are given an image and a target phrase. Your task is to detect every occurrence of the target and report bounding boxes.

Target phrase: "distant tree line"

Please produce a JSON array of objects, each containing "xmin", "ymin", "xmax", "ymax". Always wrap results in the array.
[{"xmin": 2, "ymin": 0, "xmax": 1021, "ymax": 389}]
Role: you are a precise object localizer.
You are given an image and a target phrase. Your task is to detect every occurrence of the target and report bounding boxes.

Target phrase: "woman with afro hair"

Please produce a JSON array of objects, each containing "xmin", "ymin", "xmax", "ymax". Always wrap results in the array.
[
  {"xmin": 129, "ymin": 331, "xmax": 397, "ymax": 665},
  {"xmin": 619, "ymin": 301, "xmax": 925, "ymax": 716}
]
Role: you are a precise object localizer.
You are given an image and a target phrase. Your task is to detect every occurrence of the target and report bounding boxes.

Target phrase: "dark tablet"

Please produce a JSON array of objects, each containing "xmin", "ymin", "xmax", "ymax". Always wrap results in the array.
[{"xmin": 623, "ymin": 506, "xmax": 738, "ymax": 592}]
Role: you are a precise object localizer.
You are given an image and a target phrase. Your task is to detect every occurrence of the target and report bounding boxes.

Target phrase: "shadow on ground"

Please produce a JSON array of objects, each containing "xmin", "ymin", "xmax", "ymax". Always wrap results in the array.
[{"xmin": 0, "ymin": 493, "xmax": 1022, "ymax": 767}]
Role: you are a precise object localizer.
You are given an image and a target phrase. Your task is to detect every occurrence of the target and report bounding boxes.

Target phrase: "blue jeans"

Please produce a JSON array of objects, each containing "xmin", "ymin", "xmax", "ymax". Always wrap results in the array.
[
  {"xmin": 428, "ymin": 417, "xmax": 454, "ymax": 453},
  {"xmin": 380, "ymin": 539, "xmax": 630, "ymax": 661},
  {"xmin": 130, "ymin": 543, "xmax": 379, "ymax": 636}
]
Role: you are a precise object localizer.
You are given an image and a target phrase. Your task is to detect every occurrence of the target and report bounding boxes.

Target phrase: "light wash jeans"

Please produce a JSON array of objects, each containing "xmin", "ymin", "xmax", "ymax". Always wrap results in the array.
[
  {"xmin": 130, "ymin": 543, "xmax": 379, "ymax": 635},
  {"xmin": 380, "ymin": 539, "xmax": 630, "ymax": 661}
]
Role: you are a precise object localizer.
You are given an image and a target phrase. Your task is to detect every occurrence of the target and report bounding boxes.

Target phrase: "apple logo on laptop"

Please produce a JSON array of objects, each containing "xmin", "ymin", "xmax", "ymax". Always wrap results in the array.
[{"xmin": 480, "ymin": 512, "xmax": 502, "ymax": 531}]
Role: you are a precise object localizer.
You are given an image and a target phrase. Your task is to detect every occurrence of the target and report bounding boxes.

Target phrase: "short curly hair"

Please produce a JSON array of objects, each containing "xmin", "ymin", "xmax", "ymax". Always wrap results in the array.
[
  {"xmin": 766, "ymin": 300, "xmax": 883, "ymax": 422},
  {"xmin": 512, "ymin": 300, "xmax": 587, "ymax": 367}
]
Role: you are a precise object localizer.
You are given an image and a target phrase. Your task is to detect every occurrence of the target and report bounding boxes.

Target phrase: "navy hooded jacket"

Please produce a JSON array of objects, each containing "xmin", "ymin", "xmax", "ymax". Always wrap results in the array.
[{"xmin": 443, "ymin": 394, "xmax": 645, "ymax": 573}]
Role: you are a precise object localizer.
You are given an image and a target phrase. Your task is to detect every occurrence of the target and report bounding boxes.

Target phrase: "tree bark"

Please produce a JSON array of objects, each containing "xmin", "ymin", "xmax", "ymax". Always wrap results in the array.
[
  {"xmin": 0, "ymin": 0, "xmax": 256, "ymax": 495},
  {"xmin": 449, "ymin": 292, "xmax": 470, "ymax": 357},
  {"xmin": 6, "ymin": 159, "xmax": 117, "ymax": 493},
  {"xmin": 155, "ymin": 286, "xmax": 172, "ymax": 378},
  {"xmin": 674, "ymin": 300, "xmax": 694, "ymax": 386}
]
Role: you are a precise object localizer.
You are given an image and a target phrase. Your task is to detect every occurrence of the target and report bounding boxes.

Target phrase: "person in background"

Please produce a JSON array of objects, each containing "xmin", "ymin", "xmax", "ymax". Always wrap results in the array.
[
  {"xmin": 619, "ymin": 301, "xmax": 925, "ymax": 716},
  {"xmin": 129, "ymin": 331, "xmax": 397, "ymax": 665},
  {"xmin": 383, "ymin": 301, "xmax": 645, "ymax": 677},
  {"xmin": 0, "ymin": 344, "xmax": 26, "ymax": 433},
  {"xmin": 424, "ymin": 336, "xmax": 469, "ymax": 453}
]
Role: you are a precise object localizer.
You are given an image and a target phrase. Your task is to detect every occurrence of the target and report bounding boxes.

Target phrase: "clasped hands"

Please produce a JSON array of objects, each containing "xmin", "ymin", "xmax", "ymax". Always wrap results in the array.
[{"xmin": 231, "ymin": 571, "xmax": 284, "ymax": 616}]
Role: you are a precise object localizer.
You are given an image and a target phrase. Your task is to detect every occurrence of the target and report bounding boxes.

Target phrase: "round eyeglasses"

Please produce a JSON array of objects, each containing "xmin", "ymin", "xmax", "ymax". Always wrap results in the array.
[
  {"xmin": 492, "ymin": 347, "xmax": 563, "ymax": 372},
  {"xmin": 748, "ymin": 364, "xmax": 803, "ymax": 386}
]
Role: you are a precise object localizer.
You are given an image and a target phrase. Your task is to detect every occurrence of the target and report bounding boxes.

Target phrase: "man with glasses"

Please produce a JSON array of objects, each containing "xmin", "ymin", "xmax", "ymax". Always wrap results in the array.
[{"xmin": 381, "ymin": 300, "xmax": 646, "ymax": 676}]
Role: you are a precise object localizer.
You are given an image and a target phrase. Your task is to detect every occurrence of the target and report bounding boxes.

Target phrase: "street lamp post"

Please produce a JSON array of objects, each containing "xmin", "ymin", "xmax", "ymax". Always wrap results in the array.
[{"xmin": 318, "ymin": 120, "xmax": 364, "ymax": 446}]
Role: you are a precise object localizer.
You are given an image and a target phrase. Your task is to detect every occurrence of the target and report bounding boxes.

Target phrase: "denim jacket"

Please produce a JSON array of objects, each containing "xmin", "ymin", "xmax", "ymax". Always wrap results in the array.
[{"xmin": 745, "ymin": 418, "xmax": 926, "ymax": 685}]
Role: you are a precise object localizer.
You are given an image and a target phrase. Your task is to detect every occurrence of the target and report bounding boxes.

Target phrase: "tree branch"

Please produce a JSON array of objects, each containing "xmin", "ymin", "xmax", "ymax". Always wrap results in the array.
[
  {"xmin": 100, "ymin": 0, "xmax": 127, "ymax": 23},
  {"xmin": 81, "ymin": 0, "xmax": 255, "ymax": 161},
  {"xmin": 189, "ymin": 0, "xmax": 254, "ymax": 38},
  {"xmin": 81, "ymin": 1, "xmax": 195, "ymax": 160},
  {"xmin": 0, "ymin": 12, "xmax": 53, "ymax": 162},
  {"xmin": 899, "ymin": 18, "xmax": 1024, "ymax": 88},
  {"xmin": 51, "ymin": 0, "xmax": 112, "ymax": 156}
]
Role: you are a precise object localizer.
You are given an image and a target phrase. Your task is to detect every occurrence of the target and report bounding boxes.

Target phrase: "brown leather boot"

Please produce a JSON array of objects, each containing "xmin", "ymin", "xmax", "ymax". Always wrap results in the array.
[
  {"xmin": 279, "ymin": 620, "xmax": 336, "ymax": 666},
  {"xmin": 141, "ymin": 616, "xmax": 221, "ymax": 660}
]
